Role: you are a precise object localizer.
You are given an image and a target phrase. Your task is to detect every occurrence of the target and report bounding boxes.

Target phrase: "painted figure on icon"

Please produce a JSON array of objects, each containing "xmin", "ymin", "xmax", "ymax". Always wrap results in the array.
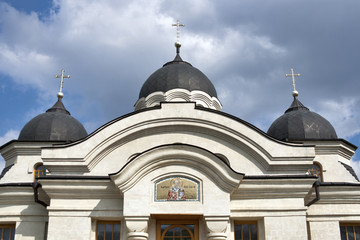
[{"xmin": 167, "ymin": 178, "xmax": 186, "ymax": 200}]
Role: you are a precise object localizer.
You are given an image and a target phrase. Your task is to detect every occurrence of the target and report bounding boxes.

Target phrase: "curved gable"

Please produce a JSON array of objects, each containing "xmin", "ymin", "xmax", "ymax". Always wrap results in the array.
[
  {"xmin": 110, "ymin": 143, "xmax": 243, "ymax": 193},
  {"xmin": 41, "ymin": 102, "xmax": 315, "ymax": 175}
]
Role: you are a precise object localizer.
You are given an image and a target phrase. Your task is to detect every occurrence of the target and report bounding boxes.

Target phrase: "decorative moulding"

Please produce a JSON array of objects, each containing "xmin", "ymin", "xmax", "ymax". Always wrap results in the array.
[
  {"xmin": 110, "ymin": 144, "xmax": 243, "ymax": 193},
  {"xmin": 134, "ymin": 89, "xmax": 222, "ymax": 111}
]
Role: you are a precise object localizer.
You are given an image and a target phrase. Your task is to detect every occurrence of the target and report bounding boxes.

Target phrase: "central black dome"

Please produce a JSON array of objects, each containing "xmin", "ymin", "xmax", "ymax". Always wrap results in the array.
[{"xmin": 138, "ymin": 53, "xmax": 217, "ymax": 99}]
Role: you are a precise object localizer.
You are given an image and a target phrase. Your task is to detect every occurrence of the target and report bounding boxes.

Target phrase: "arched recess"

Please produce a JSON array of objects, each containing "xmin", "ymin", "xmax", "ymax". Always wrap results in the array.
[
  {"xmin": 86, "ymin": 123, "xmax": 271, "ymax": 175},
  {"xmin": 110, "ymin": 143, "xmax": 244, "ymax": 194}
]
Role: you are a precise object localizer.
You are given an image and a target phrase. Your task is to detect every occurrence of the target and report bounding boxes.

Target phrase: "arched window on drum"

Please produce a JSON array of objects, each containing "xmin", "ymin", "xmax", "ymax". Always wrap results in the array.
[
  {"xmin": 33, "ymin": 164, "xmax": 47, "ymax": 182},
  {"xmin": 307, "ymin": 162, "xmax": 323, "ymax": 182}
]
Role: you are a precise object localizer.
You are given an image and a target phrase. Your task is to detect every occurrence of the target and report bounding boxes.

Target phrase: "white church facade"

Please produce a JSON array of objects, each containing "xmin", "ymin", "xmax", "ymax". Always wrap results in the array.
[{"xmin": 0, "ymin": 39, "xmax": 359, "ymax": 240}]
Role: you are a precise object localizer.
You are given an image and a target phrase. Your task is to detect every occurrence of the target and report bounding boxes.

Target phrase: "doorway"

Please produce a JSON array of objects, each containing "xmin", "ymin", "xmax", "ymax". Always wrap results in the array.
[{"xmin": 156, "ymin": 220, "xmax": 199, "ymax": 240}]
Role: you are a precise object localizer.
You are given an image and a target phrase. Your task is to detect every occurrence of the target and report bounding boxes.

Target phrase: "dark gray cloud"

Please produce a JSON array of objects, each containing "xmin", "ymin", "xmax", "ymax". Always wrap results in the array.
[{"xmin": 0, "ymin": 0, "xmax": 359, "ymax": 166}]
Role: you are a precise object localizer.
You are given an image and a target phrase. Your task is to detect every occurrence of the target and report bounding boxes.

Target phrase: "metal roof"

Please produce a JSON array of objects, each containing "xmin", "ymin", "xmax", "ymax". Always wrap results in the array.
[
  {"xmin": 267, "ymin": 97, "xmax": 337, "ymax": 141},
  {"xmin": 139, "ymin": 53, "xmax": 217, "ymax": 99},
  {"xmin": 18, "ymin": 99, "xmax": 88, "ymax": 141}
]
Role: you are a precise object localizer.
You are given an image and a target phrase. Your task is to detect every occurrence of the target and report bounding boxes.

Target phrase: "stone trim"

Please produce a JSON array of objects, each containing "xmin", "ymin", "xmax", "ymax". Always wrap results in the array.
[{"xmin": 134, "ymin": 89, "xmax": 222, "ymax": 111}]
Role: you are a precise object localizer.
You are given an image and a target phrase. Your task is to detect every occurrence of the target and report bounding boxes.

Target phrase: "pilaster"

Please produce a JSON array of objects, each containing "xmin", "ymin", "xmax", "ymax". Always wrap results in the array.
[
  {"xmin": 204, "ymin": 216, "xmax": 229, "ymax": 240},
  {"xmin": 125, "ymin": 216, "xmax": 149, "ymax": 240}
]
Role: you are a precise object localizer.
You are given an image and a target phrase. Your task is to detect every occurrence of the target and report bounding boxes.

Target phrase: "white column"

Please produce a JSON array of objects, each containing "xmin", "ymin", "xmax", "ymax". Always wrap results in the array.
[
  {"xmin": 204, "ymin": 216, "xmax": 229, "ymax": 240},
  {"xmin": 125, "ymin": 216, "xmax": 149, "ymax": 240}
]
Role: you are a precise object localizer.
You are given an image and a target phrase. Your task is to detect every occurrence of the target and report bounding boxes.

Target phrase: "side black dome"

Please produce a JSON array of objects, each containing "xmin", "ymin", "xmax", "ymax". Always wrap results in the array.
[
  {"xmin": 139, "ymin": 54, "xmax": 217, "ymax": 99},
  {"xmin": 267, "ymin": 97, "xmax": 337, "ymax": 141},
  {"xmin": 18, "ymin": 99, "xmax": 88, "ymax": 141}
]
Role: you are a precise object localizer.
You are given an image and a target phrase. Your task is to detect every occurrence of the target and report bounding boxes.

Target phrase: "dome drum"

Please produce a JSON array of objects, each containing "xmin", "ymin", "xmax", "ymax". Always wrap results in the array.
[{"xmin": 135, "ymin": 88, "xmax": 222, "ymax": 111}]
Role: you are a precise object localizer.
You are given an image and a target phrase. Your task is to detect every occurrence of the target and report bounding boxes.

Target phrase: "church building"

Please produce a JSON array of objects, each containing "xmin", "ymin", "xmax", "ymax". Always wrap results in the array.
[{"xmin": 0, "ymin": 30, "xmax": 359, "ymax": 240}]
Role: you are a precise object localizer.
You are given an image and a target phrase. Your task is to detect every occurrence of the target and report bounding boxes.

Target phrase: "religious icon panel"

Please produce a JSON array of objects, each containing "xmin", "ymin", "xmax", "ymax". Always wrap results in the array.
[{"xmin": 155, "ymin": 177, "xmax": 199, "ymax": 202}]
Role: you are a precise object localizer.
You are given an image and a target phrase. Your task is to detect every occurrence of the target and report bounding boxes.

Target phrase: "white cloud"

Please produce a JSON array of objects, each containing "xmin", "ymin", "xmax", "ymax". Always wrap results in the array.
[
  {"xmin": 0, "ymin": 129, "xmax": 19, "ymax": 172},
  {"xmin": 0, "ymin": 0, "xmax": 291, "ymax": 128},
  {"xmin": 0, "ymin": 0, "xmax": 359, "ymax": 142},
  {"xmin": 317, "ymin": 97, "xmax": 360, "ymax": 139},
  {"xmin": 0, "ymin": 0, "xmax": 359, "ymax": 175},
  {"xmin": 0, "ymin": 0, "xmax": 177, "ymax": 122},
  {"xmin": 0, "ymin": 43, "xmax": 56, "ymax": 88},
  {"xmin": 183, "ymin": 28, "xmax": 286, "ymax": 73},
  {"xmin": 0, "ymin": 129, "xmax": 19, "ymax": 146}
]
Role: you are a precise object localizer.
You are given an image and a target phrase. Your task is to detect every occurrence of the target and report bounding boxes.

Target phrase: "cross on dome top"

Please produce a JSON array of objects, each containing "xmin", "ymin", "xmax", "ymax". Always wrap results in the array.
[
  {"xmin": 285, "ymin": 68, "xmax": 300, "ymax": 97},
  {"xmin": 55, "ymin": 69, "xmax": 70, "ymax": 99},
  {"xmin": 172, "ymin": 19, "xmax": 185, "ymax": 52}
]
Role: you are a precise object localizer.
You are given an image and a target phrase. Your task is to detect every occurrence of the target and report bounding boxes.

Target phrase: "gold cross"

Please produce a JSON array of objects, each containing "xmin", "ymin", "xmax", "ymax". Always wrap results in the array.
[
  {"xmin": 172, "ymin": 19, "xmax": 185, "ymax": 44},
  {"xmin": 55, "ymin": 69, "xmax": 70, "ymax": 99},
  {"xmin": 285, "ymin": 68, "xmax": 300, "ymax": 96}
]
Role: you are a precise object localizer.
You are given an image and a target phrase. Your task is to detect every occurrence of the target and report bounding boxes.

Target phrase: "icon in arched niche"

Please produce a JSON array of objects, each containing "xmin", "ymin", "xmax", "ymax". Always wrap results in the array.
[
  {"xmin": 155, "ymin": 177, "xmax": 199, "ymax": 202},
  {"xmin": 168, "ymin": 178, "xmax": 186, "ymax": 200}
]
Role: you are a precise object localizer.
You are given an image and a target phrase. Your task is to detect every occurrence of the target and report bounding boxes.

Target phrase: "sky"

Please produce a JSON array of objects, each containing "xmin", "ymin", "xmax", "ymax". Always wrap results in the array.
[{"xmin": 0, "ymin": 0, "xmax": 359, "ymax": 176}]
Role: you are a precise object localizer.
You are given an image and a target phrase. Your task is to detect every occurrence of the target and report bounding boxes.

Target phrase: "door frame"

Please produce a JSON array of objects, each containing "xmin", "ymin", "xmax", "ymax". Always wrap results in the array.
[{"xmin": 155, "ymin": 216, "xmax": 200, "ymax": 240}]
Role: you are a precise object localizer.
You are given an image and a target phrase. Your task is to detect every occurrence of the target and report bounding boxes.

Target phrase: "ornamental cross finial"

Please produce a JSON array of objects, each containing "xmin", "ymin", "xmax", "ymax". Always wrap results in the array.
[
  {"xmin": 172, "ymin": 19, "xmax": 185, "ymax": 44},
  {"xmin": 55, "ymin": 69, "xmax": 70, "ymax": 99},
  {"xmin": 285, "ymin": 68, "xmax": 300, "ymax": 97}
]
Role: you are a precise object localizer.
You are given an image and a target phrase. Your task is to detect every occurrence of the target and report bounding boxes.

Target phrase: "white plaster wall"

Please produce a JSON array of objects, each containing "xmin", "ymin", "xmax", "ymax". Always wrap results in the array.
[
  {"xmin": 122, "ymin": 165, "xmax": 231, "ymax": 217},
  {"xmin": 147, "ymin": 218, "xmax": 156, "ymax": 240},
  {"xmin": 307, "ymin": 203, "xmax": 360, "ymax": 221},
  {"xmin": 199, "ymin": 219, "xmax": 208, "ymax": 240},
  {"xmin": 231, "ymin": 198, "xmax": 307, "ymax": 214},
  {"xmin": 0, "ymin": 155, "xmax": 41, "ymax": 183},
  {"xmin": 90, "ymin": 132, "xmax": 264, "ymax": 175},
  {"xmin": 15, "ymin": 220, "xmax": 46, "ymax": 240},
  {"xmin": 314, "ymin": 155, "xmax": 357, "ymax": 182},
  {"xmin": 308, "ymin": 221, "xmax": 341, "ymax": 240},
  {"xmin": 48, "ymin": 199, "xmax": 122, "ymax": 215},
  {"xmin": 264, "ymin": 216, "xmax": 308, "ymax": 240},
  {"xmin": 42, "ymin": 103, "xmax": 314, "ymax": 176},
  {"xmin": 0, "ymin": 199, "xmax": 48, "ymax": 240},
  {"xmin": 47, "ymin": 216, "xmax": 91, "ymax": 240}
]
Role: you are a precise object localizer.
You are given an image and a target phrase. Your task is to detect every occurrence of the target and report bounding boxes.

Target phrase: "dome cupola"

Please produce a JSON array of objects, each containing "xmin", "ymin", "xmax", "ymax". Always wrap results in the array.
[
  {"xmin": 267, "ymin": 68, "xmax": 337, "ymax": 141},
  {"xmin": 18, "ymin": 70, "xmax": 88, "ymax": 142},
  {"xmin": 267, "ymin": 96, "xmax": 337, "ymax": 141},
  {"xmin": 135, "ymin": 22, "xmax": 221, "ymax": 111}
]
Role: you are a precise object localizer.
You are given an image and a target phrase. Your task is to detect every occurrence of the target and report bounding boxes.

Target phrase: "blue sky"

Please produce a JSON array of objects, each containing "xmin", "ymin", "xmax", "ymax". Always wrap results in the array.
[
  {"xmin": 0, "ymin": 0, "xmax": 359, "ymax": 176},
  {"xmin": 1, "ymin": 0, "xmax": 53, "ymax": 14}
]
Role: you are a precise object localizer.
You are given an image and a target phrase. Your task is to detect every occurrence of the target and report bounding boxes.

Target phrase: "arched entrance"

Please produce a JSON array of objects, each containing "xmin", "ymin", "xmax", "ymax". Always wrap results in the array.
[
  {"xmin": 156, "ymin": 219, "xmax": 199, "ymax": 240},
  {"xmin": 161, "ymin": 224, "xmax": 194, "ymax": 240}
]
